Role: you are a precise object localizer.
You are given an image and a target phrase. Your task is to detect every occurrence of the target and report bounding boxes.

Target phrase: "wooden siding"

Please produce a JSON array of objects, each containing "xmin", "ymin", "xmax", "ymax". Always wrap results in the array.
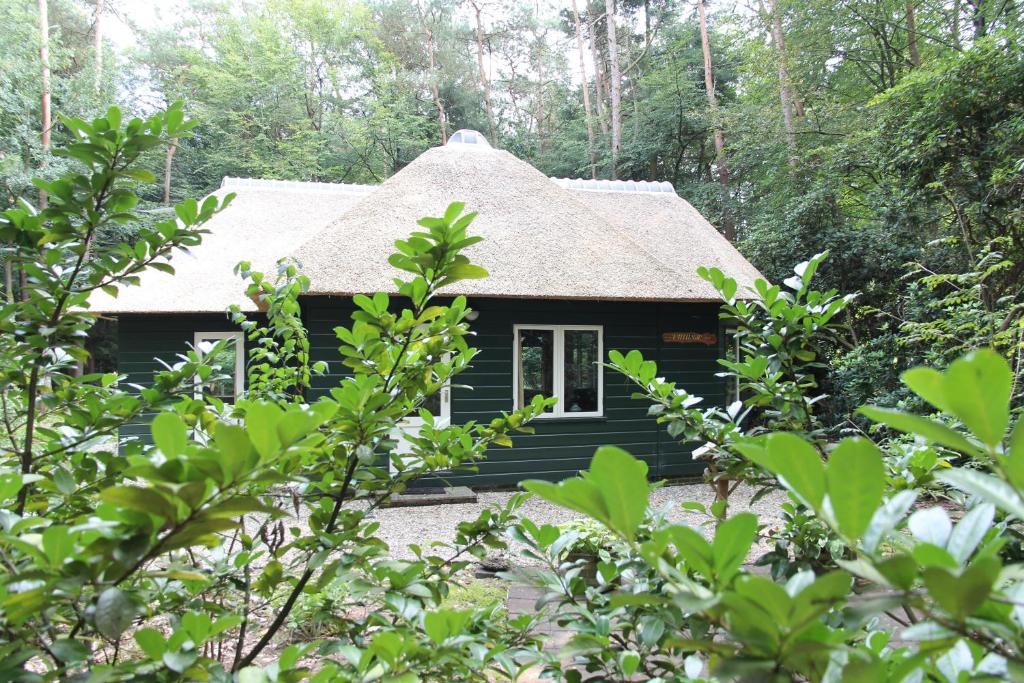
[
  {"xmin": 116, "ymin": 299, "xmax": 727, "ymax": 486},
  {"xmin": 117, "ymin": 314, "xmax": 247, "ymax": 444},
  {"xmin": 305, "ymin": 296, "xmax": 725, "ymax": 485}
]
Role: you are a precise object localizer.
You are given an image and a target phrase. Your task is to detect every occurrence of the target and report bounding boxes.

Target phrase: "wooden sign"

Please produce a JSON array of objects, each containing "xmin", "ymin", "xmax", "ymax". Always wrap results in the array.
[{"xmin": 662, "ymin": 331, "xmax": 717, "ymax": 346}]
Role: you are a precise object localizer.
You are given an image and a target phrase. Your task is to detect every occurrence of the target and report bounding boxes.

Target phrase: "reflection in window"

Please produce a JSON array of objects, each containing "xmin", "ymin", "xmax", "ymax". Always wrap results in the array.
[
  {"xmin": 194, "ymin": 332, "xmax": 243, "ymax": 403},
  {"xmin": 564, "ymin": 330, "xmax": 599, "ymax": 413},
  {"xmin": 515, "ymin": 325, "xmax": 602, "ymax": 417},
  {"xmin": 518, "ymin": 329, "xmax": 554, "ymax": 412}
]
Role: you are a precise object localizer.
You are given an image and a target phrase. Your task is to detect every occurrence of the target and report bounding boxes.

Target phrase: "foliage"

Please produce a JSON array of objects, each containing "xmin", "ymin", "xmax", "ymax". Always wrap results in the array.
[
  {"xmin": 230, "ymin": 258, "xmax": 327, "ymax": 404},
  {"xmin": 523, "ymin": 349, "xmax": 1024, "ymax": 681},
  {"xmin": 608, "ymin": 252, "xmax": 854, "ymax": 522},
  {"xmin": 0, "ymin": 106, "xmax": 556, "ymax": 681}
]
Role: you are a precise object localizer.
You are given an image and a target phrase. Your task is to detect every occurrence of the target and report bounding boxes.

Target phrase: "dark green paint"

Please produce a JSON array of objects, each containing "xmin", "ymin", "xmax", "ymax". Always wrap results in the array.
[{"xmin": 117, "ymin": 298, "xmax": 727, "ymax": 485}]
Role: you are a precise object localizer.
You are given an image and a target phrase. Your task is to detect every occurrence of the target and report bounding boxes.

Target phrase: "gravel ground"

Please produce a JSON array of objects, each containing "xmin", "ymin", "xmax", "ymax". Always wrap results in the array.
[{"xmin": 367, "ymin": 482, "xmax": 790, "ymax": 562}]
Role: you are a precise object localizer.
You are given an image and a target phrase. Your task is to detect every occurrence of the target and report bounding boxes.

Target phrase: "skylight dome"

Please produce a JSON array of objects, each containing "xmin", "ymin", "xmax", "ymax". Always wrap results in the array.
[{"xmin": 447, "ymin": 129, "xmax": 491, "ymax": 147}]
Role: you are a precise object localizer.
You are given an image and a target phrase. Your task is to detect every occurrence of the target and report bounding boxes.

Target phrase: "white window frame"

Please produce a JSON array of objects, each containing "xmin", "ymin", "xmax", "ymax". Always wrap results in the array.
[
  {"xmin": 725, "ymin": 327, "xmax": 740, "ymax": 405},
  {"xmin": 193, "ymin": 331, "xmax": 245, "ymax": 403},
  {"xmin": 513, "ymin": 324, "xmax": 604, "ymax": 419}
]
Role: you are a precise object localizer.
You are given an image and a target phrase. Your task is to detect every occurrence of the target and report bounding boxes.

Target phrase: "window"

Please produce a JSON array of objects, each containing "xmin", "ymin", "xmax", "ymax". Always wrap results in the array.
[
  {"xmin": 193, "ymin": 331, "xmax": 244, "ymax": 403},
  {"xmin": 514, "ymin": 325, "xmax": 603, "ymax": 417}
]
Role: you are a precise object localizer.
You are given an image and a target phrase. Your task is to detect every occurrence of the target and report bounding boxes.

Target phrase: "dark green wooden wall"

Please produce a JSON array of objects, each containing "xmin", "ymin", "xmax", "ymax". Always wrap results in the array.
[
  {"xmin": 117, "ymin": 298, "xmax": 726, "ymax": 485},
  {"xmin": 305, "ymin": 296, "xmax": 725, "ymax": 485},
  {"xmin": 117, "ymin": 313, "xmax": 247, "ymax": 444}
]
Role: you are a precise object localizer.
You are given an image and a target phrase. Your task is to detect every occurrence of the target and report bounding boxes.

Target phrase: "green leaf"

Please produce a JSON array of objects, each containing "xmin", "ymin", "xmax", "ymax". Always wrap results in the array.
[
  {"xmin": 937, "ymin": 469, "xmax": 1024, "ymax": 520},
  {"xmin": 826, "ymin": 438, "xmax": 886, "ymax": 540},
  {"xmin": 94, "ymin": 587, "xmax": 134, "ymax": 640},
  {"xmin": 1005, "ymin": 419, "xmax": 1024, "ymax": 488},
  {"xmin": 213, "ymin": 423, "xmax": 255, "ymax": 481},
  {"xmin": 42, "ymin": 525, "xmax": 72, "ymax": 566},
  {"xmin": 923, "ymin": 557, "xmax": 1000, "ymax": 620},
  {"xmin": 619, "ymin": 650, "xmax": 641, "ymax": 677},
  {"xmin": 237, "ymin": 667, "xmax": 270, "ymax": 683},
  {"xmin": 858, "ymin": 406, "xmax": 982, "ymax": 456},
  {"xmin": 711, "ymin": 513, "xmax": 757, "ymax": 584},
  {"xmin": 946, "ymin": 503, "xmax": 995, "ymax": 565},
  {"xmin": 524, "ymin": 446, "xmax": 649, "ymax": 540},
  {"xmin": 942, "ymin": 350, "xmax": 1011, "ymax": 447},
  {"xmin": 152, "ymin": 412, "xmax": 187, "ymax": 457},
  {"xmin": 901, "ymin": 350, "xmax": 1011, "ymax": 448},
  {"xmin": 101, "ymin": 485, "xmax": 178, "ymax": 523},
  {"xmin": 245, "ymin": 402, "xmax": 282, "ymax": 460},
  {"xmin": 739, "ymin": 433, "xmax": 825, "ymax": 510},
  {"xmin": 134, "ymin": 627, "xmax": 166, "ymax": 660},
  {"xmin": 584, "ymin": 446, "xmax": 650, "ymax": 540}
]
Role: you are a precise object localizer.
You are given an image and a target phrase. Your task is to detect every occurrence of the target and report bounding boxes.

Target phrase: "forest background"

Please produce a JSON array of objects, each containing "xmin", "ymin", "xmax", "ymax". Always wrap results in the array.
[{"xmin": 1, "ymin": 0, "xmax": 1022, "ymax": 415}]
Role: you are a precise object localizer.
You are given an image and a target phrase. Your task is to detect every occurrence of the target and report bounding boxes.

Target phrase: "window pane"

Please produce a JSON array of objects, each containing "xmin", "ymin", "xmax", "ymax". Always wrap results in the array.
[
  {"xmin": 518, "ymin": 329, "xmax": 554, "ymax": 411},
  {"xmin": 564, "ymin": 330, "xmax": 599, "ymax": 413},
  {"xmin": 422, "ymin": 390, "xmax": 441, "ymax": 416},
  {"xmin": 199, "ymin": 338, "xmax": 238, "ymax": 401}
]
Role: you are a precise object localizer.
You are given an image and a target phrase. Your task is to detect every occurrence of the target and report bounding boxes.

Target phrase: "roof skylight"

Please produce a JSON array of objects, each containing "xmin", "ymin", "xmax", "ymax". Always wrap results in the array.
[{"xmin": 447, "ymin": 129, "xmax": 491, "ymax": 147}]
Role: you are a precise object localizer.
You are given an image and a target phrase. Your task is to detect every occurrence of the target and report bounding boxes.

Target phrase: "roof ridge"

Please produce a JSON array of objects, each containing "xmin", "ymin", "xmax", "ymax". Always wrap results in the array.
[
  {"xmin": 550, "ymin": 177, "xmax": 676, "ymax": 195},
  {"xmin": 220, "ymin": 177, "xmax": 377, "ymax": 195}
]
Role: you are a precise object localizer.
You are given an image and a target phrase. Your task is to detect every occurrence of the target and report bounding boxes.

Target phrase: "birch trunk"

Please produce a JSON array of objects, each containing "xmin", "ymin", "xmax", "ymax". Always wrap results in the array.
[
  {"xmin": 697, "ymin": 0, "xmax": 734, "ymax": 241},
  {"xmin": 470, "ymin": 1, "xmax": 497, "ymax": 146},
  {"xmin": 571, "ymin": 0, "xmax": 598, "ymax": 178},
  {"xmin": 604, "ymin": 0, "xmax": 621, "ymax": 179}
]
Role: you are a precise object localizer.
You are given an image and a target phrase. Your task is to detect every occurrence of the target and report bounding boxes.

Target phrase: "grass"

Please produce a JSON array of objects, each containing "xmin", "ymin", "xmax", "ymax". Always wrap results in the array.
[{"xmin": 440, "ymin": 578, "xmax": 509, "ymax": 611}]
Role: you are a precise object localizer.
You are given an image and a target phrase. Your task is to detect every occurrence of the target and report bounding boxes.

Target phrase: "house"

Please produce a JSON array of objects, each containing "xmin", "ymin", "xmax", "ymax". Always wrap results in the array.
[{"xmin": 89, "ymin": 131, "xmax": 763, "ymax": 485}]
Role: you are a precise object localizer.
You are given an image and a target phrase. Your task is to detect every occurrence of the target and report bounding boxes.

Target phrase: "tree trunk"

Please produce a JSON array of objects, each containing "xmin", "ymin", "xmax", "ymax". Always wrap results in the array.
[
  {"xmin": 588, "ymin": 12, "xmax": 609, "ymax": 136},
  {"xmin": 163, "ymin": 138, "xmax": 177, "ymax": 206},
  {"xmin": 951, "ymin": 0, "xmax": 961, "ymax": 48},
  {"xmin": 425, "ymin": 25, "xmax": 447, "ymax": 144},
  {"xmin": 470, "ymin": 1, "xmax": 497, "ymax": 146},
  {"xmin": 94, "ymin": 0, "xmax": 103, "ymax": 92},
  {"xmin": 906, "ymin": 1, "xmax": 921, "ymax": 67},
  {"xmin": 38, "ymin": 0, "xmax": 50, "ymax": 211},
  {"xmin": 571, "ymin": 0, "xmax": 598, "ymax": 178},
  {"xmin": 697, "ymin": 0, "xmax": 734, "ymax": 242},
  {"xmin": 767, "ymin": 0, "xmax": 798, "ymax": 159},
  {"xmin": 604, "ymin": 0, "xmax": 621, "ymax": 179}
]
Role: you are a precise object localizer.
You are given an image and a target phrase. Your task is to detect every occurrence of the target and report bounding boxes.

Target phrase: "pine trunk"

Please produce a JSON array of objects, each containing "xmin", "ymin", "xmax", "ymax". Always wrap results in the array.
[
  {"xmin": 471, "ymin": 2, "xmax": 497, "ymax": 146},
  {"xmin": 767, "ymin": 0, "xmax": 798, "ymax": 160},
  {"xmin": 589, "ymin": 16, "xmax": 609, "ymax": 136},
  {"xmin": 425, "ymin": 25, "xmax": 447, "ymax": 144},
  {"xmin": 697, "ymin": 0, "xmax": 734, "ymax": 242},
  {"xmin": 906, "ymin": 1, "xmax": 921, "ymax": 66},
  {"xmin": 571, "ymin": 0, "xmax": 598, "ymax": 178},
  {"xmin": 604, "ymin": 0, "xmax": 621, "ymax": 179}
]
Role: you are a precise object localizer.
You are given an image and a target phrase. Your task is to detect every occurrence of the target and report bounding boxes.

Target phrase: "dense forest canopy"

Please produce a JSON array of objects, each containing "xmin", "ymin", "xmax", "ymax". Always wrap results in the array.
[{"xmin": 1, "ymin": 0, "xmax": 1022, "ymax": 410}]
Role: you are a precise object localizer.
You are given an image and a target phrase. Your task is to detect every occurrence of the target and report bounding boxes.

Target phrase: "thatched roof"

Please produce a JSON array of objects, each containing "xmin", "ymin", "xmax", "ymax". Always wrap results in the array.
[
  {"xmin": 87, "ymin": 178, "xmax": 373, "ymax": 313},
  {"xmin": 89, "ymin": 135, "xmax": 763, "ymax": 314}
]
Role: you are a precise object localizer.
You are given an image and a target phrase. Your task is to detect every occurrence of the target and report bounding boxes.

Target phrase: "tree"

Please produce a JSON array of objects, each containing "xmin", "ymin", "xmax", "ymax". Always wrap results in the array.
[
  {"xmin": 696, "ymin": 0, "xmax": 733, "ymax": 240},
  {"xmin": 604, "ymin": 0, "xmax": 622, "ymax": 177},
  {"xmin": 468, "ymin": 0, "xmax": 498, "ymax": 146},
  {"xmin": 571, "ymin": 0, "xmax": 598, "ymax": 178},
  {"xmin": 0, "ymin": 105, "xmax": 552, "ymax": 679}
]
